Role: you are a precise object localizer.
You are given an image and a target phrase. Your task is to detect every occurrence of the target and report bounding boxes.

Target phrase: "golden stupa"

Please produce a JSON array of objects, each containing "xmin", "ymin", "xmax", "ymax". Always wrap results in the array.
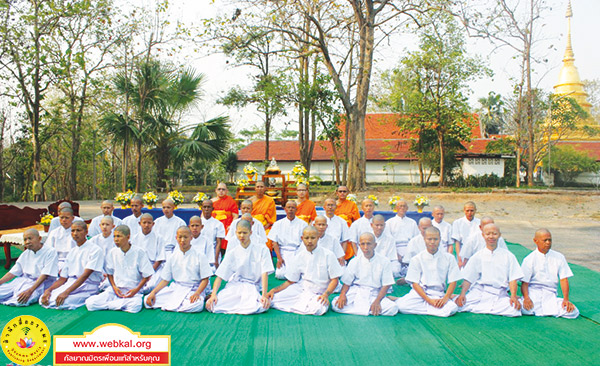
[{"xmin": 552, "ymin": 0, "xmax": 597, "ymax": 139}]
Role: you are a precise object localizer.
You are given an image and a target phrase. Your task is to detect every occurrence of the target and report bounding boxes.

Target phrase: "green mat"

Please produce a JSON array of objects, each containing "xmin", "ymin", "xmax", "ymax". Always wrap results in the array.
[{"xmin": 1, "ymin": 243, "xmax": 599, "ymax": 366}]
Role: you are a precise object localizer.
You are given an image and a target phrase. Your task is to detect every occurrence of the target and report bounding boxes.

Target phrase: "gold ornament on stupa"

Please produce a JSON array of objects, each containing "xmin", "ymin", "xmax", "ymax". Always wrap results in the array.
[{"xmin": 265, "ymin": 157, "xmax": 281, "ymax": 174}]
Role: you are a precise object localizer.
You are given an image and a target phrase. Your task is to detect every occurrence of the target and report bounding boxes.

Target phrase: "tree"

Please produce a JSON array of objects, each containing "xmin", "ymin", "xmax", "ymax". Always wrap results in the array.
[
  {"xmin": 542, "ymin": 145, "xmax": 598, "ymax": 185},
  {"xmin": 478, "ymin": 91, "xmax": 505, "ymax": 136},
  {"xmin": 220, "ymin": 150, "xmax": 238, "ymax": 183},
  {"xmin": 374, "ymin": 11, "xmax": 488, "ymax": 186},
  {"xmin": 456, "ymin": 0, "xmax": 549, "ymax": 187}
]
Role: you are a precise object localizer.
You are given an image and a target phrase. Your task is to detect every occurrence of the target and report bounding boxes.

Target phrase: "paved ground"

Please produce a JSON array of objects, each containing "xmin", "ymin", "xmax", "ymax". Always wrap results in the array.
[{"xmin": 8, "ymin": 190, "xmax": 600, "ymax": 271}]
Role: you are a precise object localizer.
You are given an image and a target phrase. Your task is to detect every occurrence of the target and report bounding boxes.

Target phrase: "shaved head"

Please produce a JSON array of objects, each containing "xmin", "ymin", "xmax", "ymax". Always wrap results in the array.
[
  {"xmin": 72, "ymin": 221, "xmax": 87, "ymax": 230},
  {"xmin": 24, "ymin": 228, "xmax": 40, "ymax": 238}
]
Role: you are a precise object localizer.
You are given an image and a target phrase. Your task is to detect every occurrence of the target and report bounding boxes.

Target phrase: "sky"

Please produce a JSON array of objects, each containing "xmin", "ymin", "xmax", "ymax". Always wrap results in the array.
[{"xmin": 133, "ymin": 0, "xmax": 600, "ymax": 135}]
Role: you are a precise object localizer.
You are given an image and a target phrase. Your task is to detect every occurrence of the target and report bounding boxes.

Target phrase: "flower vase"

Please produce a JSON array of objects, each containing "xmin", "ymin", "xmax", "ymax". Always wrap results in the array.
[
  {"xmin": 174, "ymin": 205, "xmax": 178, "ymax": 210},
  {"xmin": 417, "ymin": 205, "xmax": 424, "ymax": 213},
  {"xmin": 121, "ymin": 204, "xmax": 127, "ymax": 209},
  {"xmin": 240, "ymin": 187, "xmax": 245, "ymax": 193},
  {"xmin": 246, "ymin": 173, "xmax": 255, "ymax": 181},
  {"xmin": 147, "ymin": 204, "xmax": 154, "ymax": 210},
  {"xmin": 43, "ymin": 225, "xmax": 49, "ymax": 233}
]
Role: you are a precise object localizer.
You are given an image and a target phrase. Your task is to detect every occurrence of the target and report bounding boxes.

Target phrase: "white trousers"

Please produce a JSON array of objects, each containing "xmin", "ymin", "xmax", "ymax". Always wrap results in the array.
[
  {"xmin": 458, "ymin": 284, "xmax": 521, "ymax": 317},
  {"xmin": 332, "ymin": 286, "xmax": 398, "ymax": 316},
  {"xmin": 209, "ymin": 281, "xmax": 268, "ymax": 315},
  {"xmin": 40, "ymin": 278, "xmax": 99, "ymax": 310},
  {"xmin": 0, "ymin": 277, "xmax": 48, "ymax": 306},
  {"xmin": 395, "ymin": 288, "xmax": 458, "ymax": 317},
  {"xmin": 85, "ymin": 287, "xmax": 143, "ymax": 313},
  {"xmin": 275, "ymin": 249, "xmax": 297, "ymax": 280},
  {"xmin": 520, "ymin": 285, "xmax": 579, "ymax": 319},
  {"xmin": 144, "ymin": 282, "xmax": 205, "ymax": 313},
  {"xmin": 271, "ymin": 282, "xmax": 329, "ymax": 316}
]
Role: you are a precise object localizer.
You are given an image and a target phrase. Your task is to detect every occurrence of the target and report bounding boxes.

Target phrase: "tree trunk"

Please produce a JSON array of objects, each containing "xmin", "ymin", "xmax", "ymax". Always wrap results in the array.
[
  {"xmin": 0, "ymin": 111, "xmax": 5, "ymax": 201},
  {"xmin": 122, "ymin": 139, "xmax": 128, "ymax": 191},
  {"xmin": 438, "ymin": 131, "xmax": 445, "ymax": 187},
  {"xmin": 136, "ymin": 140, "xmax": 142, "ymax": 192}
]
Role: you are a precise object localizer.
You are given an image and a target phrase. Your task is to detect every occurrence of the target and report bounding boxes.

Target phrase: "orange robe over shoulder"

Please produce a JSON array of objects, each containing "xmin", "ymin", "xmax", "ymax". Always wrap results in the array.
[
  {"xmin": 296, "ymin": 199, "xmax": 317, "ymax": 224},
  {"xmin": 335, "ymin": 199, "xmax": 360, "ymax": 259},
  {"xmin": 252, "ymin": 196, "xmax": 277, "ymax": 250},
  {"xmin": 212, "ymin": 195, "xmax": 238, "ymax": 249}
]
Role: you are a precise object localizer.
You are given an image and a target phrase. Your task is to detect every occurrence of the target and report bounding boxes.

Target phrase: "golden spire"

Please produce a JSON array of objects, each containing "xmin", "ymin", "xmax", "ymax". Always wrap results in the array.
[{"xmin": 554, "ymin": 0, "xmax": 591, "ymax": 113}]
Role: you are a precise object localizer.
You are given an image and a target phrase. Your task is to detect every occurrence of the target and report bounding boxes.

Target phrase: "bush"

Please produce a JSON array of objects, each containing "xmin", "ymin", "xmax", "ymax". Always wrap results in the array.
[{"xmin": 448, "ymin": 173, "xmax": 514, "ymax": 188}]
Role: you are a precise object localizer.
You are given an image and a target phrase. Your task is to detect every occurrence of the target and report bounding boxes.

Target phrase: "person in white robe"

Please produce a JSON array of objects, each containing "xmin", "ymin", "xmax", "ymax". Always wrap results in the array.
[
  {"xmin": 393, "ymin": 227, "xmax": 461, "ymax": 317},
  {"xmin": 40, "ymin": 221, "xmax": 104, "ymax": 310},
  {"xmin": 403, "ymin": 217, "xmax": 433, "ymax": 266},
  {"xmin": 0, "ymin": 229, "xmax": 58, "ymax": 306},
  {"xmin": 268, "ymin": 200, "xmax": 308, "ymax": 279},
  {"xmin": 268, "ymin": 226, "xmax": 344, "ymax": 316},
  {"xmin": 153, "ymin": 199, "xmax": 186, "ymax": 255},
  {"xmin": 322, "ymin": 199, "xmax": 351, "ymax": 256},
  {"xmin": 455, "ymin": 223, "xmax": 523, "ymax": 317},
  {"xmin": 385, "ymin": 199, "xmax": 419, "ymax": 274},
  {"xmin": 313, "ymin": 216, "xmax": 345, "ymax": 265},
  {"xmin": 520, "ymin": 229, "xmax": 579, "ymax": 319},
  {"xmin": 88, "ymin": 216, "xmax": 115, "ymax": 290},
  {"xmin": 199, "ymin": 199, "xmax": 226, "ymax": 264},
  {"xmin": 88, "ymin": 200, "xmax": 122, "ymax": 238},
  {"xmin": 348, "ymin": 198, "xmax": 376, "ymax": 255},
  {"xmin": 189, "ymin": 216, "xmax": 216, "ymax": 266},
  {"xmin": 86, "ymin": 225, "xmax": 154, "ymax": 313},
  {"xmin": 226, "ymin": 200, "xmax": 267, "ymax": 249},
  {"xmin": 121, "ymin": 197, "xmax": 144, "ymax": 237},
  {"xmin": 451, "ymin": 201, "xmax": 480, "ymax": 267},
  {"xmin": 226, "ymin": 213, "xmax": 265, "ymax": 254},
  {"xmin": 144, "ymin": 226, "xmax": 213, "ymax": 313},
  {"xmin": 131, "ymin": 213, "xmax": 166, "ymax": 293},
  {"xmin": 332, "ymin": 233, "xmax": 398, "ymax": 316},
  {"xmin": 460, "ymin": 217, "xmax": 508, "ymax": 267},
  {"xmin": 45, "ymin": 207, "xmax": 77, "ymax": 271},
  {"xmin": 431, "ymin": 205, "xmax": 453, "ymax": 253},
  {"xmin": 48, "ymin": 202, "xmax": 84, "ymax": 233},
  {"xmin": 207, "ymin": 220, "xmax": 274, "ymax": 314}
]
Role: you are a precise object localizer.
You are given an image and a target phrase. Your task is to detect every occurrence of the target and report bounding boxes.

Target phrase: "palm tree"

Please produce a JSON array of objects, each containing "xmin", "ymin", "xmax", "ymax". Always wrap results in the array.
[{"xmin": 100, "ymin": 112, "xmax": 139, "ymax": 191}]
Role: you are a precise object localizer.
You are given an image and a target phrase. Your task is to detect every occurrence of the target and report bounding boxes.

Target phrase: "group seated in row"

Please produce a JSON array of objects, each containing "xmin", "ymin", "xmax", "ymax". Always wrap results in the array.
[{"xmin": 0, "ymin": 212, "xmax": 578, "ymax": 319}]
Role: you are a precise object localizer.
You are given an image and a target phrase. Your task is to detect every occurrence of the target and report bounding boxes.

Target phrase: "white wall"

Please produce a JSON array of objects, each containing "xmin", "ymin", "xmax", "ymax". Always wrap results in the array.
[{"xmin": 462, "ymin": 157, "xmax": 505, "ymax": 177}]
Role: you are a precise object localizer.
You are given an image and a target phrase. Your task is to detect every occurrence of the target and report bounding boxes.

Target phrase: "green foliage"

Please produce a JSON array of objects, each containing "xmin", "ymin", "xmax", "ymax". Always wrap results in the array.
[
  {"xmin": 485, "ymin": 137, "xmax": 517, "ymax": 180},
  {"xmin": 542, "ymin": 146, "xmax": 599, "ymax": 185},
  {"xmin": 448, "ymin": 173, "xmax": 515, "ymax": 188},
  {"xmin": 478, "ymin": 92, "xmax": 505, "ymax": 135}
]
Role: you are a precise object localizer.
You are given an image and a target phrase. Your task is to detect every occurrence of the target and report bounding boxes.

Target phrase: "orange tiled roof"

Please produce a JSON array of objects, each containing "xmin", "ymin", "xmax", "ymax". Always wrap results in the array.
[{"xmin": 555, "ymin": 141, "xmax": 600, "ymax": 161}]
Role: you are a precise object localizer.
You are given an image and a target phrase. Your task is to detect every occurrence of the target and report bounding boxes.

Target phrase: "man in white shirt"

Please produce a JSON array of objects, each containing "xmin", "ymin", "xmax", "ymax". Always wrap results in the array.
[
  {"xmin": 268, "ymin": 226, "xmax": 344, "ymax": 315},
  {"xmin": 348, "ymin": 198, "xmax": 376, "ymax": 254},
  {"xmin": 455, "ymin": 223, "xmax": 523, "ymax": 317},
  {"xmin": 207, "ymin": 220, "xmax": 274, "ymax": 314},
  {"xmin": 86, "ymin": 225, "xmax": 154, "ymax": 313},
  {"xmin": 0, "ymin": 229, "xmax": 58, "ymax": 306},
  {"xmin": 403, "ymin": 217, "xmax": 433, "ymax": 266},
  {"xmin": 189, "ymin": 215, "xmax": 215, "ymax": 268},
  {"xmin": 393, "ymin": 227, "xmax": 461, "ymax": 317},
  {"xmin": 313, "ymin": 216, "xmax": 345, "ymax": 266},
  {"xmin": 88, "ymin": 216, "xmax": 115, "ymax": 258},
  {"xmin": 385, "ymin": 199, "xmax": 419, "ymax": 267},
  {"xmin": 48, "ymin": 202, "xmax": 83, "ymax": 233},
  {"xmin": 332, "ymin": 233, "xmax": 398, "ymax": 316},
  {"xmin": 268, "ymin": 200, "xmax": 308, "ymax": 279},
  {"xmin": 122, "ymin": 196, "xmax": 144, "ymax": 237},
  {"xmin": 144, "ymin": 226, "xmax": 213, "ymax": 313},
  {"xmin": 226, "ymin": 200, "xmax": 267, "ymax": 248},
  {"xmin": 520, "ymin": 228, "xmax": 579, "ymax": 319},
  {"xmin": 199, "ymin": 199, "xmax": 226, "ymax": 265},
  {"xmin": 451, "ymin": 201, "xmax": 480, "ymax": 267},
  {"xmin": 431, "ymin": 205, "xmax": 453, "ymax": 253},
  {"xmin": 460, "ymin": 216, "xmax": 508, "ymax": 267},
  {"xmin": 131, "ymin": 213, "xmax": 166, "ymax": 293},
  {"xmin": 40, "ymin": 221, "xmax": 105, "ymax": 310},
  {"xmin": 154, "ymin": 199, "xmax": 186, "ymax": 255},
  {"xmin": 45, "ymin": 207, "xmax": 77, "ymax": 270},
  {"xmin": 322, "ymin": 198, "xmax": 351, "ymax": 256},
  {"xmin": 88, "ymin": 200, "xmax": 122, "ymax": 238}
]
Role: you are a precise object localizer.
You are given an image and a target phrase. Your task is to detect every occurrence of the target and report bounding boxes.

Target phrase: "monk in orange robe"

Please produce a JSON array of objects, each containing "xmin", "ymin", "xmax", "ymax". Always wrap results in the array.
[
  {"xmin": 334, "ymin": 185, "xmax": 360, "ymax": 260},
  {"xmin": 295, "ymin": 183, "xmax": 317, "ymax": 224},
  {"xmin": 211, "ymin": 182, "xmax": 239, "ymax": 251},
  {"xmin": 250, "ymin": 180, "xmax": 277, "ymax": 249}
]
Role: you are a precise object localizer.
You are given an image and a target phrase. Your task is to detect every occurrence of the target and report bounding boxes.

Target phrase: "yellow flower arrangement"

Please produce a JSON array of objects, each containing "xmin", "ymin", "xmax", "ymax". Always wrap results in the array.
[
  {"xmin": 192, "ymin": 192, "xmax": 210, "ymax": 204},
  {"xmin": 38, "ymin": 213, "xmax": 53, "ymax": 226},
  {"xmin": 295, "ymin": 176, "xmax": 309, "ymax": 186},
  {"xmin": 347, "ymin": 193, "xmax": 357, "ymax": 204},
  {"xmin": 115, "ymin": 190, "xmax": 134, "ymax": 206},
  {"xmin": 167, "ymin": 190, "xmax": 185, "ymax": 206},
  {"xmin": 236, "ymin": 177, "xmax": 250, "ymax": 188},
  {"xmin": 365, "ymin": 194, "xmax": 379, "ymax": 206},
  {"xmin": 388, "ymin": 195, "xmax": 402, "ymax": 210},
  {"xmin": 291, "ymin": 162, "xmax": 307, "ymax": 179},
  {"xmin": 414, "ymin": 194, "xmax": 430, "ymax": 207},
  {"xmin": 142, "ymin": 191, "xmax": 158, "ymax": 206},
  {"xmin": 243, "ymin": 162, "xmax": 258, "ymax": 175}
]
